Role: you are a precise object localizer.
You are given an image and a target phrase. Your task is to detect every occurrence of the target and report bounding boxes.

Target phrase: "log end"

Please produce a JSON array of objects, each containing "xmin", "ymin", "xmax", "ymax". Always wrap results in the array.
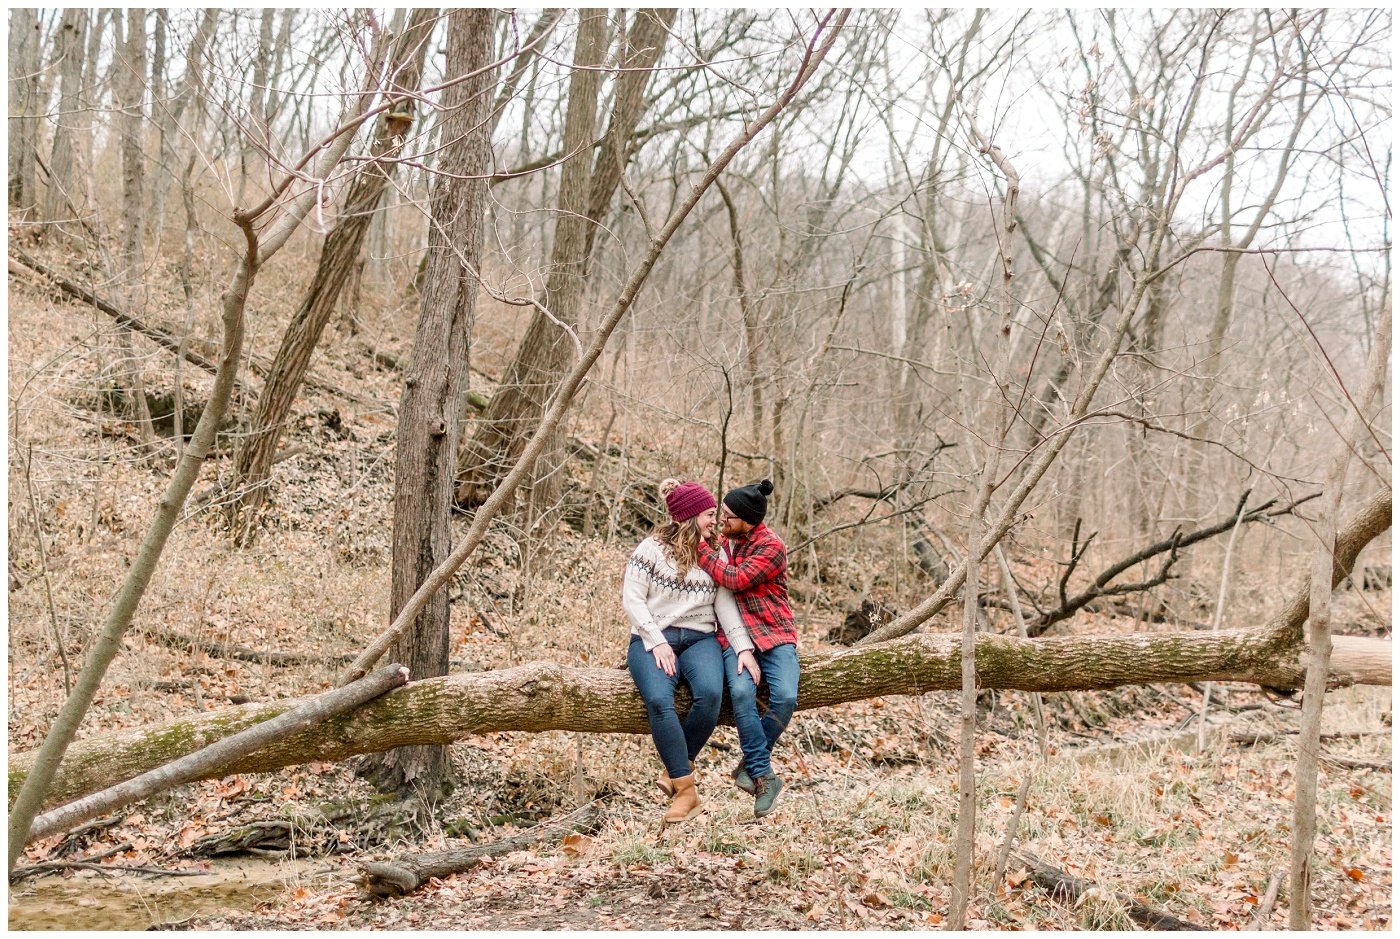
[{"xmin": 360, "ymin": 861, "xmax": 422, "ymax": 899}]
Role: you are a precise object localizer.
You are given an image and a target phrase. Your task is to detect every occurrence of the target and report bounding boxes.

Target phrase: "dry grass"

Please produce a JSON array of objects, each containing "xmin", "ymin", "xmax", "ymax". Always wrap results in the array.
[{"xmin": 7, "ymin": 267, "xmax": 1392, "ymax": 931}]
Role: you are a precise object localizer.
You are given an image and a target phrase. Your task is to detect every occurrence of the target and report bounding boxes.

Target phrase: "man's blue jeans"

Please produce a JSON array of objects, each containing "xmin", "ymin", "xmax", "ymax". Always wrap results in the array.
[
  {"xmin": 722, "ymin": 642, "xmax": 799, "ymax": 780},
  {"xmin": 627, "ymin": 628, "xmax": 724, "ymax": 779}
]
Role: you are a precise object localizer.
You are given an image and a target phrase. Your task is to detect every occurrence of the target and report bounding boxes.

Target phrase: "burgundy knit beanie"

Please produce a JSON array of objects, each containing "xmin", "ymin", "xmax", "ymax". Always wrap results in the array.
[{"xmin": 661, "ymin": 479, "xmax": 716, "ymax": 522}]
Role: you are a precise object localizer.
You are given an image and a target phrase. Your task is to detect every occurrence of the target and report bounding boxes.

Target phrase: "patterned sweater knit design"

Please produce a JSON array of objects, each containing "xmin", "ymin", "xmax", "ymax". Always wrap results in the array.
[{"xmin": 622, "ymin": 537, "xmax": 754, "ymax": 653}]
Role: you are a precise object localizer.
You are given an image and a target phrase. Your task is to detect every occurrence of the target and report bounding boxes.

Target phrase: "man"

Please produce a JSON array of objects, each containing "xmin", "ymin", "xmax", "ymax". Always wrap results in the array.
[{"xmin": 697, "ymin": 478, "xmax": 799, "ymax": 818}]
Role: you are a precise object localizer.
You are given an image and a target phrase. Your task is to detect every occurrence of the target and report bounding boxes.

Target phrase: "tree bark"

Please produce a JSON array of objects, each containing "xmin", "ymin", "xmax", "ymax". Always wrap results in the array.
[
  {"xmin": 357, "ymin": 7, "xmax": 496, "ymax": 795},
  {"xmin": 11, "ymin": 627, "xmax": 1389, "ymax": 815},
  {"xmin": 25, "ymin": 665, "xmax": 409, "ymax": 845},
  {"xmin": 44, "ymin": 8, "xmax": 87, "ymax": 236},
  {"xmin": 117, "ymin": 7, "xmax": 156, "ymax": 449},
  {"xmin": 8, "ymin": 7, "xmax": 42, "ymax": 216},
  {"xmin": 230, "ymin": 7, "xmax": 438, "ymax": 522},
  {"xmin": 147, "ymin": 8, "xmax": 166, "ymax": 245}
]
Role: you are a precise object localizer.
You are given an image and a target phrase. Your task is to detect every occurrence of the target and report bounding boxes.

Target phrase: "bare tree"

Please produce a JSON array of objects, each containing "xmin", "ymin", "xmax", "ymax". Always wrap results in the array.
[
  {"xmin": 8, "ymin": 8, "xmax": 43, "ymax": 216},
  {"xmin": 357, "ymin": 7, "xmax": 498, "ymax": 795},
  {"xmin": 948, "ymin": 112, "xmax": 1021, "ymax": 931},
  {"xmin": 457, "ymin": 10, "xmax": 677, "ymax": 516},
  {"xmin": 229, "ymin": 8, "xmax": 439, "ymax": 529},
  {"xmin": 115, "ymin": 8, "xmax": 156, "ymax": 448},
  {"xmin": 6, "ymin": 12, "xmax": 394, "ymax": 873},
  {"xmin": 1289, "ymin": 313, "xmax": 1391, "ymax": 928},
  {"xmin": 43, "ymin": 7, "xmax": 87, "ymax": 236}
]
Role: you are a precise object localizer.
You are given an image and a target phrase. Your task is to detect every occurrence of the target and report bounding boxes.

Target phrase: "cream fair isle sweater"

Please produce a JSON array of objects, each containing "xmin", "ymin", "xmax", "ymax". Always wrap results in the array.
[{"xmin": 622, "ymin": 536, "xmax": 754, "ymax": 653}]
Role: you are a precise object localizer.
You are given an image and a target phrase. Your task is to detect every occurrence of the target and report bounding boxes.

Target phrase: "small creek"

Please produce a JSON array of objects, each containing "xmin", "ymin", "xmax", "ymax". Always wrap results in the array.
[{"xmin": 8, "ymin": 857, "xmax": 323, "ymax": 931}]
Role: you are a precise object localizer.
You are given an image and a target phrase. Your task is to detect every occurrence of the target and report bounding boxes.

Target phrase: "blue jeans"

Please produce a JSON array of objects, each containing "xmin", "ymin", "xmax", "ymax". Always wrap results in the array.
[
  {"xmin": 723, "ymin": 642, "xmax": 800, "ymax": 780},
  {"xmin": 628, "ymin": 628, "xmax": 724, "ymax": 779}
]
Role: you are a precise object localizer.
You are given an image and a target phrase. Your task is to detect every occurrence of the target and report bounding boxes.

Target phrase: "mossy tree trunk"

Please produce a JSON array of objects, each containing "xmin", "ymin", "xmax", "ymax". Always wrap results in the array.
[{"xmin": 11, "ymin": 628, "xmax": 1389, "ymax": 814}]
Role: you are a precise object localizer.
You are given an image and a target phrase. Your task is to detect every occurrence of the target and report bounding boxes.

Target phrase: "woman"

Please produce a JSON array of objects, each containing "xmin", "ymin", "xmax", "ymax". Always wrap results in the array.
[{"xmin": 622, "ymin": 479, "xmax": 760, "ymax": 823}]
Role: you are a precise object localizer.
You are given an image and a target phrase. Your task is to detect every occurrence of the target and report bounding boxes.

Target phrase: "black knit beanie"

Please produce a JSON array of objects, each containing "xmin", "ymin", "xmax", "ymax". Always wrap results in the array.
[{"xmin": 723, "ymin": 478, "xmax": 773, "ymax": 525}]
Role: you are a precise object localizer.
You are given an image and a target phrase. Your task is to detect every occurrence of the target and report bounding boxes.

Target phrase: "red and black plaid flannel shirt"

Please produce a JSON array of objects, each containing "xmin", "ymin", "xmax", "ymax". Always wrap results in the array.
[{"xmin": 698, "ymin": 523, "xmax": 798, "ymax": 651}]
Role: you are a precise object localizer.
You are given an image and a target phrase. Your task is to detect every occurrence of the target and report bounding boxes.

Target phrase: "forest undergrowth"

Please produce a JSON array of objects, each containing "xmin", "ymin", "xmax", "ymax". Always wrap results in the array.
[{"xmin": 7, "ymin": 278, "xmax": 1391, "ymax": 930}]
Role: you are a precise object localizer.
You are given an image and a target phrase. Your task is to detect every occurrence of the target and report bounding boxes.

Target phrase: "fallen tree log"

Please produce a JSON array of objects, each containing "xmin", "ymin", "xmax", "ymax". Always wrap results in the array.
[
  {"xmin": 10, "ymin": 249, "xmax": 381, "ymax": 415},
  {"xmin": 9, "ymin": 626, "xmax": 1389, "ymax": 812},
  {"xmin": 142, "ymin": 624, "xmax": 356, "ymax": 667},
  {"xmin": 24, "ymin": 664, "xmax": 409, "ymax": 845},
  {"xmin": 140, "ymin": 625, "xmax": 479, "ymax": 672},
  {"xmin": 1016, "ymin": 850, "xmax": 1209, "ymax": 930},
  {"xmin": 9, "ymin": 251, "xmax": 223, "ymax": 376},
  {"xmin": 1230, "ymin": 729, "xmax": 1390, "ymax": 746},
  {"xmin": 360, "ymin": 801, "xmax": 601, "ymax": 898}
]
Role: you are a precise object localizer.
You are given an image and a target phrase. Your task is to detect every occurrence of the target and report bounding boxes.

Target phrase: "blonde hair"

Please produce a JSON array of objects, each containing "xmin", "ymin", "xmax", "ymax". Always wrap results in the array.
[{"xmin": 656, "ymin": 478, "xmax": 702, "ymax": 574}]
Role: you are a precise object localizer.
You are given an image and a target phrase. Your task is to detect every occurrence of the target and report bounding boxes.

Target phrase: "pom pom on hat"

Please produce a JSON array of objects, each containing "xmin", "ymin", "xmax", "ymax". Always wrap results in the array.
[
  {"xmin": 662, "ymin": 479, "xmax": 716, "ymax": 522},
  {"xmin": 723, "ymin": 478, "xmax": 773, "ymax": 525}
]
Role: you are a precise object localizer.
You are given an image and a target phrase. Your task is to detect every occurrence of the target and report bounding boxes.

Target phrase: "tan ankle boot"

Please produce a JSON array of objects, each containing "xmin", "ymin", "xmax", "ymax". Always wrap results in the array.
[
  {"xmin": 657, "ymin": 762, "xmax": 696, "ymax": 797},
  {"xmin": 662, "ymin": 774, "xmax": 701, "ymax": 824}
]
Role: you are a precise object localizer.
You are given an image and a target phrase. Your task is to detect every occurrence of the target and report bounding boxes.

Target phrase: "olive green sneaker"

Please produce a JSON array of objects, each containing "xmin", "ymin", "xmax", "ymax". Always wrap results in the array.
[
  {"xmin": 753, "ymin": 772, "xmax": 784, "ymax": 818},
  {"xmin": 732, "ymin": 762, "xmax": 756, "ymax": 795}
]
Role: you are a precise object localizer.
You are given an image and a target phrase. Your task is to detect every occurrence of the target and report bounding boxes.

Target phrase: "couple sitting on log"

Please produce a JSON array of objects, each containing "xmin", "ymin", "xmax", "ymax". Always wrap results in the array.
[{"xmin": 621, "ymin": 477, "xmax": 798, "ymax": 824}]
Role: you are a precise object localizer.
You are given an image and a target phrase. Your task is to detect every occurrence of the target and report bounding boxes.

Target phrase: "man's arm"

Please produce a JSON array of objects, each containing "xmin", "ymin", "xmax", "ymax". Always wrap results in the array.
[
  {"xmin": 715, "ymin": 586, "xmax": 755, "ymax": 653},
  {"xmin": 697, "ymin": 539, "xmax": 784, "ymax": 592}
]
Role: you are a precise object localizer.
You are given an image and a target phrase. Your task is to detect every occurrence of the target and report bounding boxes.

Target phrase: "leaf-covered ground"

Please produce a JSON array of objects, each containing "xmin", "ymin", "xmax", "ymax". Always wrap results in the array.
[{"xmin": 7, "ymin": 276, "xmax": 1392, "ymax": 930}]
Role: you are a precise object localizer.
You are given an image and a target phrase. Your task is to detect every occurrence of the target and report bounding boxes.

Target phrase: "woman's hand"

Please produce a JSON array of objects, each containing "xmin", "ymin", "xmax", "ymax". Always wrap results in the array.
[
  {"xmin": 736, "ymin": 649, "xmax": 761, "ymax": 684},
  {"xmin": 652, "ymin": 643, "xmax": 677, "ymax": 676}
]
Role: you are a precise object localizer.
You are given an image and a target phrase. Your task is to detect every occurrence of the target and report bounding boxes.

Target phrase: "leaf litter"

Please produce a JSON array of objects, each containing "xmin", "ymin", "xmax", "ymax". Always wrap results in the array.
[{"xmin": 7, "ymin": 284, "xmax": 1391, "ymax": 930}]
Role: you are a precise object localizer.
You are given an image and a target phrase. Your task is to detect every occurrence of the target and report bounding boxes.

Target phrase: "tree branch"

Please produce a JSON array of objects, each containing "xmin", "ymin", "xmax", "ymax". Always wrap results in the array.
[
  {"xmin": 24, "ymin": 665, "xmax": 408, "ymax": 846},
  {"xmin": 1030, "ymin": 491, "xmax": 1319, "ymax": 635}
]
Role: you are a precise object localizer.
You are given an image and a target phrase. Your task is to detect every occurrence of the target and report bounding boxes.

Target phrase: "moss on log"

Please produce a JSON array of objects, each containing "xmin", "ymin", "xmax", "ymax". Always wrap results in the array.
[{"xmin": 9, "ymin": 627, "xmax": 1388, "ymax": 812}]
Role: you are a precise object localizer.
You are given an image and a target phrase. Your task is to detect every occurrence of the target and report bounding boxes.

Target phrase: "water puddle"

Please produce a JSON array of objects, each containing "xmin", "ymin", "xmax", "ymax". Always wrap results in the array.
[{"xmin": 8, "ymin": 857, "xmax": 323, "ymax": 931}]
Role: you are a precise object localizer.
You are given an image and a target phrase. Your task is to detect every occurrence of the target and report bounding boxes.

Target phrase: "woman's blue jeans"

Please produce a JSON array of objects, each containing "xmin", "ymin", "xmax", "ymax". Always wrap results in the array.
[
  {"xmin": 628, "ymin": 628, "xmax": 724, "ymax": 779},
  {"xmin": 722, "ymin": 642, "xmax": 800, "ymax": 780}
]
